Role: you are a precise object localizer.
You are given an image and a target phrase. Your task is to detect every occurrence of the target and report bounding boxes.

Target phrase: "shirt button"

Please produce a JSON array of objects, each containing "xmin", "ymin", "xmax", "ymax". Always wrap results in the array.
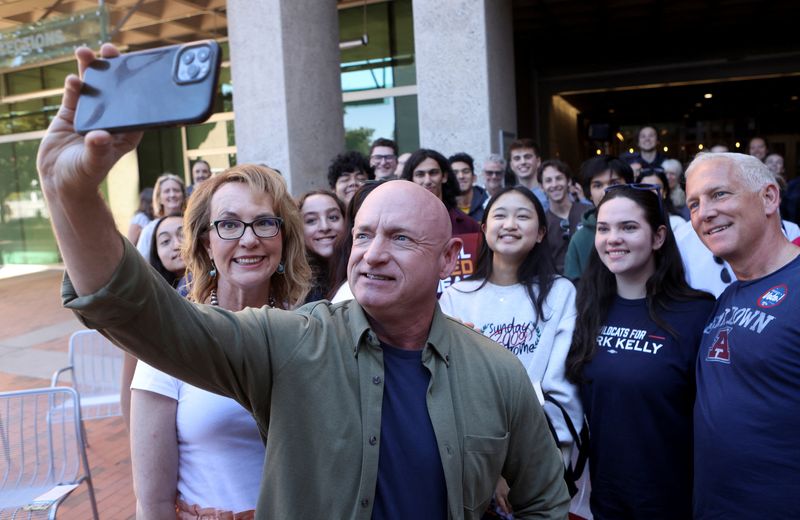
[
  {"xmin": 372, "ymin": 375, "xmax": 382, "ymax": 385},
  {"xmin": 361, "ymin": 498, "xmax": 369, "ymax": 508},
  {"xmin": 369, "ymin": 435, "xmax": 377, "ymax": 445}
]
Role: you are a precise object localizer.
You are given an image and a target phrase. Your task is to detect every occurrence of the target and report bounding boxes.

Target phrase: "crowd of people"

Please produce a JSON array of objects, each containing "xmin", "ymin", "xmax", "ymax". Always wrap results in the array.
[{"xmin": 35, "ymin": 44, "xmax": 800, "ymax": 520}]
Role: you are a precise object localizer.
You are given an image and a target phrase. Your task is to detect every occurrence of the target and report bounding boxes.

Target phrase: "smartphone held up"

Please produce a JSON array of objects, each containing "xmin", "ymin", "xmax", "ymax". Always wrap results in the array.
[{"xmin": 74, "ymin": 40, "xmax": 222, "ymax": 134}]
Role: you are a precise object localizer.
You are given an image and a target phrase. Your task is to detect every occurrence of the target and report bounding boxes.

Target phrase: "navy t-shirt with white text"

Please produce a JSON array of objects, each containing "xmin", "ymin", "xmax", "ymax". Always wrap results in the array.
[
  {"xmin": 694, "ymin": 255, "xmax": 800, "ymax": 519},
  {"xmin": 582, "ymin": 296, "xmax": 713, "ymax": 520}
]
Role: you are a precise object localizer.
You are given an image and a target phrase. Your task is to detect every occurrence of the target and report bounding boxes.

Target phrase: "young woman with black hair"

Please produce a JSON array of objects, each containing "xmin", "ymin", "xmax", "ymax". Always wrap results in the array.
[
  {"xmin": 566, "ymin": 184, "xmax": 714, "ymax": 519},
  {"xmin": 439, "ymin": 186, "xmax": 581, "ymax": 515},
  {"xmin": 148, "ymin": 214, "xmax": 186, "ymax": 288}
]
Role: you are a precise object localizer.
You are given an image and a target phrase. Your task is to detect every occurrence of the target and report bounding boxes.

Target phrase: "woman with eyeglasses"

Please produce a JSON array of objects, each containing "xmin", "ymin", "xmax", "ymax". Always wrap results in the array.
[
  {"xmin": 439, "ymin": 186, "xmax": 581, "ymax": 515},
  {"xmin": 130, "ymin": 165, "xmax": 310, "ymax": 519},
  {"xmin": 566, "ymin": 183, "xmax": 714, "ymax": 519}
]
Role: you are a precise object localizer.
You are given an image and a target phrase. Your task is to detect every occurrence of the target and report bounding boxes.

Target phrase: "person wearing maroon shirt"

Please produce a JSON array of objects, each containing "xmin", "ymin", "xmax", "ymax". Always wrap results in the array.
[{"xmin": 400, "ymin": 148, "xmax": 481, "ymax": 236}]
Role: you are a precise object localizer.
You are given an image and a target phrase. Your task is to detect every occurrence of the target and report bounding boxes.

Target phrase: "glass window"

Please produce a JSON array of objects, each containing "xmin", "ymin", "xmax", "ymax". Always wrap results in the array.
[
  {"xmin": 339, "ymin": 0, "xmax": 415, "ymax": 93},
  {"xmin": 5, "ymin": 67, "xmax": 43, "ymax": 96},
  {"xmin": 344, "ymin": 94, "xmax": 418, "ymax": 155},
  {"xmin": 42, "ymin": 61, "xmax": 75, "ymax": 89},
  {"xmin": 0, "ymin": 138, "xmax": 61, "ymax": 264},
  {"xmin": 10, "ymin": 100, "xmax": 48, "ymax": 133}
]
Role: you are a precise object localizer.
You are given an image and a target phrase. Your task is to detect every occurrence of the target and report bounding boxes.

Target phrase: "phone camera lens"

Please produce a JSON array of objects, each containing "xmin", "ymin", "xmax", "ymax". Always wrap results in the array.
[
  {"xmin": 187, "ymin": 64, "xmax": 200, "ymax": 78},
  {"xmin": 182, "ymin": 52, "xmax": 195, "ymax": 65},
  {"xmin": 197, "ymin": 48, "xmax": 210, "ymax": 62}
]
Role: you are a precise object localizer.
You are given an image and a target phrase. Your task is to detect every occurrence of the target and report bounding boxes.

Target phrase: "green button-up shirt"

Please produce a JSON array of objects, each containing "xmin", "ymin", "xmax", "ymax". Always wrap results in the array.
[{"xmin": 64, "ymin": 239, "xmax": 569, "ymax": 519}]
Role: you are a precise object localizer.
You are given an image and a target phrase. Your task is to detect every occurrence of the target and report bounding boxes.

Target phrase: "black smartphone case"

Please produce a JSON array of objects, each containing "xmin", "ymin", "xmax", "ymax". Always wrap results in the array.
[{"xmin": 74, "ymin": 40, "xmax": 221, "ymax": 134}]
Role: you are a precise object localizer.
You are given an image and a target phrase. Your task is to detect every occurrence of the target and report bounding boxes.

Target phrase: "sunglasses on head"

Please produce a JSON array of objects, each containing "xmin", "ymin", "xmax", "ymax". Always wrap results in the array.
[{"xmin": 604, "ymin": 183, "xmax": 664, "ymax": 219}]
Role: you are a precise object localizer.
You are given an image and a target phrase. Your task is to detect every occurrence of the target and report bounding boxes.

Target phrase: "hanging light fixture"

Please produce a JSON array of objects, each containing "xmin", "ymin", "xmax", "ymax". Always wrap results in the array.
[{"xmin": 339, "ymin": 0, "xmax": 369, "ymax": 50}]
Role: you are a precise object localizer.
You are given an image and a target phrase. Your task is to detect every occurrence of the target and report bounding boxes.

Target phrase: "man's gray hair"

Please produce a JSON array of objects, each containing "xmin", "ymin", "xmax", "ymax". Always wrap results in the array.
[
  {"xmin": 661, "ymin": 158, "xmax": 683, "ymax": 176},
  {"xmin": 483, "ymin": 153, "xmax": 506, "ymax": 170},
  {"xmin": 686, "ymin": 152, "xmax": 778, "ymax": 192}
]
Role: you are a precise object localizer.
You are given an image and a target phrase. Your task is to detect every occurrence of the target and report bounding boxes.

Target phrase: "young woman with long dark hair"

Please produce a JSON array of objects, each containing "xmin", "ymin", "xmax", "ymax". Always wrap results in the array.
[
  {"xmin": 566, "ymin": 184, "xmax": 714, "ymax": 519},
  {"xmin": 440, "ymin": 185, "xmax": 581, "ymax": 514},
  {"xmin": 297, "ymin": 189, "xmax": 346, "ymax": 303}
]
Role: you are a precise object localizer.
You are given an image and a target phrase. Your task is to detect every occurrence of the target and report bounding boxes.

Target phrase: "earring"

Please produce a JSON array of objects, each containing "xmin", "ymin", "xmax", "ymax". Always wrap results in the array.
[
  {"xmin": 276, "ymin": 262, "xmax": 285, "ymax": 275},
  {"xmin": 209, "ymin": 259, "xmax": 217, "ymax": 278}
]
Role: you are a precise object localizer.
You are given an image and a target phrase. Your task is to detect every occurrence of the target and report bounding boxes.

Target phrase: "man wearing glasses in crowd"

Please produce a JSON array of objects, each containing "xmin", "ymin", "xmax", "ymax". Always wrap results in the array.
[
  {"xmin": 369, "ymin": 137, "xmax": 399, "ymax": 180},
  {"xmin": 481, "ymin": 153, "xmax": 507, "ymax": 199}
]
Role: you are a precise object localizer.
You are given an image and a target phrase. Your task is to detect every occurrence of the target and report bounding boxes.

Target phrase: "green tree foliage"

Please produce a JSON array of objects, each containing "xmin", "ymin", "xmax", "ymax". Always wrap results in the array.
[{"xmin": 345, "ymin": 127, "xmax": 374, "ymax": 156}]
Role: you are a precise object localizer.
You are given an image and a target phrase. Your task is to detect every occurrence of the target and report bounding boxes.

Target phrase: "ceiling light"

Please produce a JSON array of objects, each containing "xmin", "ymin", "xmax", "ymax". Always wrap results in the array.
[
  {"xmin": 596, "ymin": 149, "xmax": 602, "ymax": 155},
  {"xmin": 663, "ymin": 146, "xmax": 669, "ymax": 153},
  {"xmin": 698, "ymin": 144, "xmax": 704, "ymax": 150},
  {"xmin": 628, "ymin": 147, "xmax": 634, "ymax": 154},
  {"xmin": 616, "ymin": 132, "xmax": 624, "ymax": 142},
  {"xmin": 735, "ymin": 142, "xmax": 741, "ymax": 148},
  {"xmin": 695, "ymin": 102, "xmax": 702, "ymax": 108},
  {"xmin": 704, "ymin": 93, "xmax": 713, "ymax": 99}
]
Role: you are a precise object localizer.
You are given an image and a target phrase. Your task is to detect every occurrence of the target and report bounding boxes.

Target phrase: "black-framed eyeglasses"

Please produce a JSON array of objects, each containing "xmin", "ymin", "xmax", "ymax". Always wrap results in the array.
[
  {"xmin": 370, "ymin": 154, "xmax": 396, "ymax": 163},
  {"xmin": 713, "ymin": 256, "xmax": 733, "ymax": 284},
  {"xmin": 483, "ymin": 169, "xmax": 504, "ymax": 178},
  {"xmin": 211, "ymin": 217, "xmax": 283, "ymax": 240},
  {"xmin": 605, "ymin": 183, "xmax": 664, "ymax": 218}
]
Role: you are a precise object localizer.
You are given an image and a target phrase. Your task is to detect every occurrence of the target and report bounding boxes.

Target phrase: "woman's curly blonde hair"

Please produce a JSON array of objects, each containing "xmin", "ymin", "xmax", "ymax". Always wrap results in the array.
[{"xmin": 183, "ymin": 164, "xmax": 311, "ymax": 307}]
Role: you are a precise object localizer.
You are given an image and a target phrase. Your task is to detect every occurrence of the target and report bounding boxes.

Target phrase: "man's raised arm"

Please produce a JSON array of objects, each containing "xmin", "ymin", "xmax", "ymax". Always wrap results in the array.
[{"xmin": 36, "ymin": 44, "xmax": 143, "ymax": 295}]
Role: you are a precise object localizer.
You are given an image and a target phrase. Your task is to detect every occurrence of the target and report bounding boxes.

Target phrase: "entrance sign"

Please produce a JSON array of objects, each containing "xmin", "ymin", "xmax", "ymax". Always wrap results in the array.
[{"xmin": 0, "ymin": 7, "xmax": 107, "ymax": 70}]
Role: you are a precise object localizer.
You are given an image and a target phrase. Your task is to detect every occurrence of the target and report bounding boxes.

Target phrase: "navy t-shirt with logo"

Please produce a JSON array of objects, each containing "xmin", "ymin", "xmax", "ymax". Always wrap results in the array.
[
  {"xmin": 581, "ymin": 295, "xmax": 714, "ymax": 520},
  {"xmin": 694, "ymin": 255, "xmax": 800, "ymax": 519}
]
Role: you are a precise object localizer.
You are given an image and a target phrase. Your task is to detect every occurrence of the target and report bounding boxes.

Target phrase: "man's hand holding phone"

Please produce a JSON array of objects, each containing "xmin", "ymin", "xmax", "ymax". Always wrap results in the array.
[
  {"xmin": 37, "ymin": 44, "xmax": 142, "ymax": 197},
  {"xmin": 36, "ymin": 44, "xmax": 144, "ymax": 296}
]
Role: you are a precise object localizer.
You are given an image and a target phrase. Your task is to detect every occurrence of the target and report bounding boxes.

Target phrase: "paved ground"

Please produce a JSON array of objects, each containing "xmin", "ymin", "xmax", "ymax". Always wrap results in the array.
[{"xmin": 0, "ymin": 268, "xmax": 136, "ymax": 519}]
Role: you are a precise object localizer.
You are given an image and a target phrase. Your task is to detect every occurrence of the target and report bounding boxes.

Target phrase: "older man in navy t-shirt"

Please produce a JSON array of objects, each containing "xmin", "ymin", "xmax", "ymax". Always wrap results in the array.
[{"xmin": 685, "ymin": 152, "xmax": 800, "ymax": 519}]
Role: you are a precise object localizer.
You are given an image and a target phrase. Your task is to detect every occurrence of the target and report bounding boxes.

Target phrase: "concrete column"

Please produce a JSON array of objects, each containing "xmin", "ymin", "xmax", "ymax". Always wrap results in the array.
[
  {"xmin": 413, "ymin": 0, "xmax": 517, "ymax": 162},
  {"xmin": 227, "ymin": 0, "xmax": 344, "ymax": 195}
]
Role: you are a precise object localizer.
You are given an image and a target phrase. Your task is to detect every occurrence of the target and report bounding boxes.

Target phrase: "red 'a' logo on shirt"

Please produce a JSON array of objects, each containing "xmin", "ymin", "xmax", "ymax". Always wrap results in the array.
[{"xmin": 707, "ymin": 327, "xmax": 732, "ymax": 364}]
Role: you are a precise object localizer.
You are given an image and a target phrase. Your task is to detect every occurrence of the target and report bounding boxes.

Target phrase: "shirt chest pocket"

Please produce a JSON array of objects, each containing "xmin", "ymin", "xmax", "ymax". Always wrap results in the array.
[{"xmin": 462, "ymin": 432, "xmax": 509, "ymax": 513}]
